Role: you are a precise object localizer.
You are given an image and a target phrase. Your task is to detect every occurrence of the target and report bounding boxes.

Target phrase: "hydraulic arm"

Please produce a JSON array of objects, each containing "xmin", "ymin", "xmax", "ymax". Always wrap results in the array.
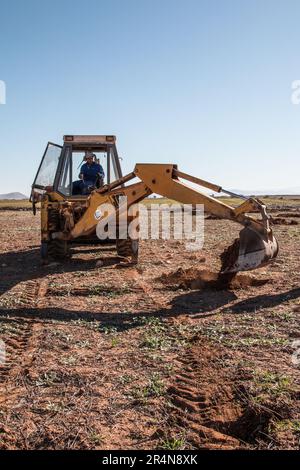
[{"xmin": 53, "ymin": 164, "xmax": 278, "ymax": 273}]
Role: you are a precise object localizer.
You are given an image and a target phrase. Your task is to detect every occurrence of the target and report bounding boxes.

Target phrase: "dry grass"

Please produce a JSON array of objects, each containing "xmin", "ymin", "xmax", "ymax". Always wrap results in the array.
[{"xmin": 0, "ymin": 199, "xmax": 32, "ymax": 210}]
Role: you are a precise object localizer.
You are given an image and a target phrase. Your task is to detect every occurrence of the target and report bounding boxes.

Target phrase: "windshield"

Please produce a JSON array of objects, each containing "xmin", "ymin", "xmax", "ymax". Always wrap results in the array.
[{"xmin": 33, "ymin": 143, "xmax": 62, "ymax": 188}]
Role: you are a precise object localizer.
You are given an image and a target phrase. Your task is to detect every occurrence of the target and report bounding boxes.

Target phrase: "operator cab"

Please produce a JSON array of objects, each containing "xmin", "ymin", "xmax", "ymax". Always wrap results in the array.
[{"xmin": 31, "ymin": 135, "xmax": 122, "ymax": 202}]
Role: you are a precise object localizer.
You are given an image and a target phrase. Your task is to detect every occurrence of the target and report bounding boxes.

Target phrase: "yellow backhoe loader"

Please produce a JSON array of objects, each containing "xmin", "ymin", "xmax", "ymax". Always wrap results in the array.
[{"xmin": 30, "ymin": 135, "xmax": 278, "ymax": 273}]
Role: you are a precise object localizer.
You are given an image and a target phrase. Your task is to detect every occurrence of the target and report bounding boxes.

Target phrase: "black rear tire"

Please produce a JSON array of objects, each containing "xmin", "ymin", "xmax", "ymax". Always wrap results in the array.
[
  {"xmin": 46, "ymin": 208, "xmax": 71, "ymax": 261},
  {"xmin": 40, "ymin": 242, "xmax": 48, "ymax": 264},
  {"xmin": 48, "ymin": 239, "xmax": 71, "ymax": 261}
]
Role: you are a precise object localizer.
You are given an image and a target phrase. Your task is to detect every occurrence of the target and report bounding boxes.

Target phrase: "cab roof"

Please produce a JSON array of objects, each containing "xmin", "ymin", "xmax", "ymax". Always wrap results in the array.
[{"xmin": 63, "ymin": 135, "xmax": 116, "ymax": 144}]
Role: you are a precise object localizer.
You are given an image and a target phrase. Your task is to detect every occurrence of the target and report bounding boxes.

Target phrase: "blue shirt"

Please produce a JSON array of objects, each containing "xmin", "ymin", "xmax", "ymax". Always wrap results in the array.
[{"xmin": 80, "ymin": 162, "xmax": 105, "ymax": 184}]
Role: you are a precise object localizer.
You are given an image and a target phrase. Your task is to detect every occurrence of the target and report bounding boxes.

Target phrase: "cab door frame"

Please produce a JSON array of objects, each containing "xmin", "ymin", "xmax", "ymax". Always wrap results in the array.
[
  {"xmin": 31, "ymin": 141, "xmax": 63, "ymax": 195},
  {"xmin": 53, "ymin": 143, "xmax": 73, "ymax": 197}
]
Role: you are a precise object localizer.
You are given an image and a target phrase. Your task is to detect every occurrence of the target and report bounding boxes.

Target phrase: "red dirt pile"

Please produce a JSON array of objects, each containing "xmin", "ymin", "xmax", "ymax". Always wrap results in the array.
[{"xmin": 159, "ymin": 267, "xmax": 270, "ymax": 290}]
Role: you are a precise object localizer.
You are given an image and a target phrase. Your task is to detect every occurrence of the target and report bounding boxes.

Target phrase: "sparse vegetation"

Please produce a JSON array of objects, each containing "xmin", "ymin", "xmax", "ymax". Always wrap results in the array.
[
  {"xmin": 250, "ymin": 370, "xmax": 293, "ymax": 403},
  {"xmin": 35, "ymin": 371, "xmax": 61, "ymax": 387},
  {"xmin": 160, "ymin": 435, "xmax": 187, "ymax": 450},
  {"xmin": 271, "ymin": 419, "xmax": 300, "ymax": 433},
  {"xmin": 130, "ymin": 373, "xmax": 166, "ymax": 402}
]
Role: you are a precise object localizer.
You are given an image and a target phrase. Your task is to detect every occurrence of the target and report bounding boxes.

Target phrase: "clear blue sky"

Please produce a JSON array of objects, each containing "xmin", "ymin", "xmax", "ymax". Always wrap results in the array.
[{"xmin": 0, "ymin": 0, "xmax": 300, "ymax": 195}]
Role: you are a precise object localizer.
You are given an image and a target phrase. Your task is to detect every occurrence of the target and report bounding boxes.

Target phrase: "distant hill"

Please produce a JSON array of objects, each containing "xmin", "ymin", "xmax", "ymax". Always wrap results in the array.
[
  {"xmin": 229, "ymin": 187, "xmax": 300, "ymax": 196},
  {"xmin": 0, "ymin": 192, "xmax": 28, "ymax": 200}
]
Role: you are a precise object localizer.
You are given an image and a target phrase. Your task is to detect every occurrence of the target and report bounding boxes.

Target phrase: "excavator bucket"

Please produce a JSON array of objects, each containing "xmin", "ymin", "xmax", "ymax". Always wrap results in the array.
[{"xmin": 221, "ymin": 227, "xmax": 279, "ymax": 273}]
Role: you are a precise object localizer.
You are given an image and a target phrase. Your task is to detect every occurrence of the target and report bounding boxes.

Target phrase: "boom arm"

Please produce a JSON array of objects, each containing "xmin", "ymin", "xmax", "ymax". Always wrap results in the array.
[{"xmin": 57, "ymin": 163, "xmax": 278, "ymax": 273}]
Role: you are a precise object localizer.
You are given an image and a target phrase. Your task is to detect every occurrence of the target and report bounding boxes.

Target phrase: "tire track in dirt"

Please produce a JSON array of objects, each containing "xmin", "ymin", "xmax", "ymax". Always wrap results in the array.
[
  {"xmin": 129, "ymin": 267, "xmax": 166, "ymax": 311},
  {"xmin": 166, "ymin": 343, "xmax": 247, "ymax": 449},
  {"xmin": 129, "ymin": 267, "xmax": 244, "ymax": 449},
  {"xmin": 0, "ymin": 278, "xmax": 48, "ymax": 386}
]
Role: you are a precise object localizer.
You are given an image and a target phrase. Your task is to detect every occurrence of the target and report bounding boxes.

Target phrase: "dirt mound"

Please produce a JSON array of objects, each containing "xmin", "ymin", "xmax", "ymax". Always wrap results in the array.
[
  {"xmin": 271, "ymin": 217, "xmax": 298, "ymax": 226},
  {"xmin": 159, "ymin": 267, "xmax": 270, "ymax": 290},
  {"xmin": 276, "ymin": 212, "xmax": 300, "ymax": 218},
  {"xmin": 220, "ymin": 238, "xmax": 240, "ymax": 272}
]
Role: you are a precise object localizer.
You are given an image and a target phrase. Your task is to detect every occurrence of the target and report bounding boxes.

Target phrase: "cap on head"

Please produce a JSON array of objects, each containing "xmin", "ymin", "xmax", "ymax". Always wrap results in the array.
[{"xmin": 85, "ymin": 151, "xmax": 95, "ymax": 160}]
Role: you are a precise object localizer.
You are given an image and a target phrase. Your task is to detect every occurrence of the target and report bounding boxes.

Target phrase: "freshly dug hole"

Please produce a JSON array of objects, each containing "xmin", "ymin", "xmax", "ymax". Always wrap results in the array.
[{"xmin": 159, "ymin": 267, "xmax": 270, "ymax": 290}]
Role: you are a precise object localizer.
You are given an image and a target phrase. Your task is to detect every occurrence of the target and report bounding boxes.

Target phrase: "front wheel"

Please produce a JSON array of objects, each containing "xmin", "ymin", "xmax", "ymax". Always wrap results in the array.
[{"xmin": 116, "ymin": 238, "xmax": 139, "ymax": 260}]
